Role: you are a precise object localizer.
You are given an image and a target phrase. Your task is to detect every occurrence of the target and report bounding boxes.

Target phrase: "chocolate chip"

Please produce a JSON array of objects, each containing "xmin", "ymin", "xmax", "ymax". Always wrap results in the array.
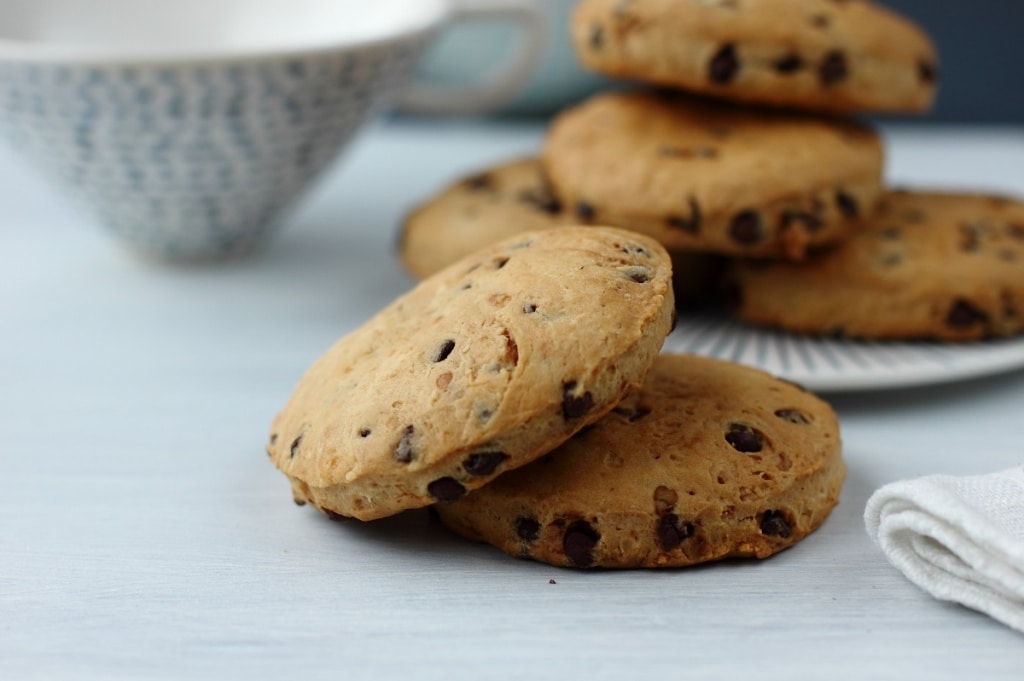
[
  {"xmin": 290, "ymin": 435, "xmax": 303, "ymax": 458},
  {"xmin": 519, "ymin": 187, "xmax": 563, "ymax": 215},
  {"xmin": 562, "ymin": 381, "xmax": 594, "ymax": 421},
  {"xmin": 464, "ymin": 173, "xmax": 493, "ymax": 191},
  {"xmin": 576, "ymin": 201, "xmax": 596, "ymax": 222},
  {"xmin": 782, "ymin": 210, "xmax": 823, "ymax": 233},
  {"xmin": 624, "ymin": 266, "xmax": 652, "ymax": 283},
  {"xmin": 612, "ymin": 405, "xmax": 651, "ymax": 422},
  {"xmin": 947, "ymin": 299, "xmax": 988, "ymax": 329},
  {"xmin": 960, "ymin": 225, "xmax": 981, "ymax": 252},
  {"xmin": 819, "ymin": 50, "xmax": 848, "ymax": 85},
  {"xmin": 493, "ymin": 256, "xmax": 510, "ymax": 270},
  {"xmin": 899, "ymin": 210, "xmax": 925, "ymax": 225},
  {"xmin": 394, "ymin": 425, "xmax": 415, "ymax": 463},
  {"xmin": 709, "ymin": 43, "xmax": 739, "ymax": 84},
  {"xmin": 657, "ymin": 513, "xmax": 695, "ymax": 551},
  {"xmin": 836, "ymin": 191, "xmax": 859, "ymax": 219},
  {"xmin": 463, "ymin": 452, "xmax": 508, "ymax": 476},
  {"xmin": 434, "ymin": 339, "xmax": 456, "ymax": 363},
  {"xmin": 269, "ymin": 433, "xmax": 278, "ymax": 445},
  {"xmin": 516, "ymin": 516, "xmax": 540, "ymax": 542},
  {"xmin": 725, "ymin": 423, "xmax": 764, "ymax": 453},
  {"xmin": 523, "ymin": 303, "xmax": 538, "ymax": 314},
  {"xmin": 427, "ymin": 477, "xmax": 466, "ymax": 502},
  {"xmin": 590, "ymin": 23, "xmax": 605, "ymax": 50},
  {"xmin": 667, "ymin": 196, "xmax": 702, "ymax": 234},
  {"xmin": 563, "ymin": 520, "xmax": 600, "ymax": 567},
  {"xmin": 774, "ymin": 54, "xmax": 804, "ymax": 74},
  {"xmin": 760, "ymin": 510, "xmax": 792, "ymax": 538},
  {"xmin": 621, "ymin": 243, "xmax": 652, "ymax": 257},
  {"xmin": 918, "ymin": 59, "xmax": 938, "ymax": 84},
  {"xmin": 359, "ymin": 428, "xmax": 371, "ymax": 438},
  {"xmin": 729, "ymin": 210, "xmax": 763, "ymax": 245},
  {"xmin": 775, "ymin": 409, "xmax": 811, "ymax": 425}
]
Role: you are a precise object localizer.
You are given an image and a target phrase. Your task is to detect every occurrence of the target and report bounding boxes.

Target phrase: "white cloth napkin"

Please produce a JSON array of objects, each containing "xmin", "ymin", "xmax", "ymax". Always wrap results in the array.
[{"xmin": 864, "ymin": 466, "xmax": 1024, "ymax": 634}]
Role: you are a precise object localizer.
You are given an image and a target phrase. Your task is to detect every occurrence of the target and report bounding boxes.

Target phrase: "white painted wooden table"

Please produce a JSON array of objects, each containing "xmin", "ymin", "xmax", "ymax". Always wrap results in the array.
[{"xmin": 3, "ymin": 119, "xmax": 1023, "ymax": 680}]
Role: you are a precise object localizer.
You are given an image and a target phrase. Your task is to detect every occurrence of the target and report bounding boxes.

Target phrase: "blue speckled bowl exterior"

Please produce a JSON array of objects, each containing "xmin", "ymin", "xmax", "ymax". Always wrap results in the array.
[{"xmin": 0, "ymin": 38, "xmax": 429, "ymax": 261}]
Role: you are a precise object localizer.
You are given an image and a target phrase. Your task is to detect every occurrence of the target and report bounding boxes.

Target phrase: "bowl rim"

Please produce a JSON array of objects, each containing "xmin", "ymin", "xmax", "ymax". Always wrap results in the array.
[{"xmin": 0, "ymin": 0, "xmax": 448, "ymax": 65}]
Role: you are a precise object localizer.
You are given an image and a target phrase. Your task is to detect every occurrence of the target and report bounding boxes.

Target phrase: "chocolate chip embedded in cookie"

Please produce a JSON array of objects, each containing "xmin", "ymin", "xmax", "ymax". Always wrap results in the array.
[
  {"xmin": 572, "ymin": 0, "xmax": 939, "ymax": 114},
  {"xmin": 435, "ymin": 354, "xmax": 845, "ymax": 568},
  {"xmin": 543, "ymin": 90, "xmax": 884, "ymax": 259},
  {"xmin": 727, "ymin": 191, "xmax": 1024, "ymax": 341},
  {"xmin": 268, "ymin": 226, "xmax": 676, "ymax": 521}
]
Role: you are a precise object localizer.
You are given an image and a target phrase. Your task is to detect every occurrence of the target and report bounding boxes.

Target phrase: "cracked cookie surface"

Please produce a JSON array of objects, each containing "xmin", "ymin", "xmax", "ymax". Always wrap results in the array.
[
  {"xmin": 268, "ymin": 226, "xmax": 676, "ymax": 520},
  {"xmin": 573, "ymin": 0, "xmax": 938, "ymax": 113},
  {"xmin": 436, "ymin": 354, "xmax": 845, "ymax": 568}
]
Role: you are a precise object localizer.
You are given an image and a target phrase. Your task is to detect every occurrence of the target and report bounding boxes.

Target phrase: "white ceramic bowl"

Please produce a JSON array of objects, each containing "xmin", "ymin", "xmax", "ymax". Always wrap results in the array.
[{"xmin": 0, "ymin": 0, "xmax": 542, "ymax": 261}]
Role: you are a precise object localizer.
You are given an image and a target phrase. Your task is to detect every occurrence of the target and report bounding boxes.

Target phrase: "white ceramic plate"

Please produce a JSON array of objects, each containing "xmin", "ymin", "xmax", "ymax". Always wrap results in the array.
[{"xmin": 663, "ymin": 314, "xmax": 1024, "ymax": 393}]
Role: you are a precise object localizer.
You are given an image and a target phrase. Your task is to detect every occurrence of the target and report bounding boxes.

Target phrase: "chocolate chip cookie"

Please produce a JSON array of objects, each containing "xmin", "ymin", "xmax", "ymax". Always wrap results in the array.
[
  {"xmin": 543, "ymin": 90, "xmax": 884, "ymax": 259},
  {"xmin": 728, "ymin": 191, "xmax": 1024, "ymax": 341},
  {"xmin": 399, "ymin": 156, "xmax": 725, "ymax": 306},
  {"xmin": 435, "ymin": 354, "xmax": 845, "ymax": 568},
  {"xmin": 268, "ymin": 226, "xmax": 676, "ymax": 521},
  {"xmin": 573, "ymin": 0, "xmax": 938, "ymax": 114}
]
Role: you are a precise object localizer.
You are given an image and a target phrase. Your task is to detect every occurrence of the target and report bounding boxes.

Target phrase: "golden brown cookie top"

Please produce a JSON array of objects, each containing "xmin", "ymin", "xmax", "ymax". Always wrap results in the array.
[
  {"xmin": 543, "ymin": 90, "xmax": 883, "ymax": 256},
  {"xmin": 574, "ymin": 0, "xmax": 938, "ymax": 113},
  {"xmin": 269, "ymin": 226, "xmax": 676, "ymax": 520}
]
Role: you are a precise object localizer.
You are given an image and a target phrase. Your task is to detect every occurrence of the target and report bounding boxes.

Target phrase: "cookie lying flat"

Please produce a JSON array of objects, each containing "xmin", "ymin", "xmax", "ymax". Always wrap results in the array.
[
  {"xmin": 573, "ymin": 0, "xmax": 938, "ymax": 114},
  {"xmin": 399, "ymin": 156, "xmax": 724, "ymax": 306},
  {"xmin": 728, "ymin": 191, "xmax": 1024, "ymax": 341},
  {"xmin": 268, "ymin": 227, "xmax": 676, "ymax": 521},
  {"xmin": 543, "ymin": 90, "xmax": 884, "ymax": 259},
  {"xmin": 436, "ymin": 354, "xmax": 845, "ymax": 569}
]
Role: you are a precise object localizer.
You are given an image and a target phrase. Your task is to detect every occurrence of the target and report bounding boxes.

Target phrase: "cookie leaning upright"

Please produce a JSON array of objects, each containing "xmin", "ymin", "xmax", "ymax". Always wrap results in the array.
[
  {"xmin": 573, "ymin": 0, "xmax": 938, "ymax": 114},
  {"xmin": 436, "ymin": 354, "xmax": 845, "ymax": 569},
  {"xmin": 543, "ymin": 90, "xmax": 884, "ymax": 259},
  {"xmin": 268, "ymin": 226, "xmax": 676, "ymax": 521},
  {"xmin": 728, "ymin": 191, "xmax": 1024, "ymax": 341}
]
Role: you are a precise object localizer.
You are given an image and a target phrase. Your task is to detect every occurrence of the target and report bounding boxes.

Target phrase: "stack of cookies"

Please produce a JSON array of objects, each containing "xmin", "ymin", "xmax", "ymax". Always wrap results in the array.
[
  {"xmin": 401, "ymin": 0, "xmax": 1024, "ymax": 342},
  {"xmin": 268, "ymin": 227, "xmax": 846, "ymax": 568},
  {"xmin": 266, "ymin": 1, "xmax": 1017, "ymax": 569}
]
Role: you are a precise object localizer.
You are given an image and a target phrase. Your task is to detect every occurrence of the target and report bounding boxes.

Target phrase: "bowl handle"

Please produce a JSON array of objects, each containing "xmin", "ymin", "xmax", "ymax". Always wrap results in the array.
[{"xmin": 397, "ymin": 0, "xmax": 548, "ymax": 116}]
